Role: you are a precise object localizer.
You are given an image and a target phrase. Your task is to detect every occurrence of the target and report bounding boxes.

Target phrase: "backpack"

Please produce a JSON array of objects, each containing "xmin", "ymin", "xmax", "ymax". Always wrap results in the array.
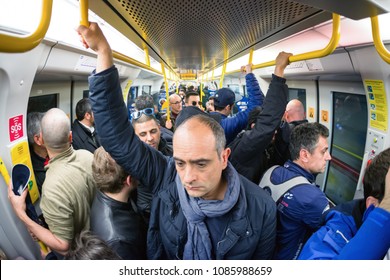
[{"xmin": 259, "ymin": 165, "xmax": 311, "ymax": 202}]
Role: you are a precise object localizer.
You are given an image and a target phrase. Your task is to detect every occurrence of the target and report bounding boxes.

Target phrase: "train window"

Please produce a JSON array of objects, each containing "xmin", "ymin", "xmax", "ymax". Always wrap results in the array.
[
  {"xmin": 324, "ymin": 92, "xmax": 368, "ymax": 205},
  {"xmin": 142, "ymin": 85, "xmax": 152, "ymax": 95},
  {"xmin": 288, "ymin": 88, "xmax": 306, "ymax": 113},
  {"xmin": 27, "ymin": 93, "xmax": 58, "ymax": 114}
]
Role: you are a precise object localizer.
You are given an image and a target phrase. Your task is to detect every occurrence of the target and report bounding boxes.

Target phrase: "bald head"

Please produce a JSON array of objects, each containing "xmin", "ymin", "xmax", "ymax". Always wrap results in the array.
[
  {"xmin": 41, "ymin": 108, "xmax": 71, "ymax": 153},
  {"xmin": 285, "ymin": 99, "xmax": 305, "ymax": 122},
  {"xmin": 173, "ymin": 114, "xmax": 226, "ymax": 156},
  {"xmin": 169, "ymin": 94, "xmax": 182, "ymax": 114},
  {"xmin": 169, "ymin": 94, "xmax": 181, "ymax": 103}
]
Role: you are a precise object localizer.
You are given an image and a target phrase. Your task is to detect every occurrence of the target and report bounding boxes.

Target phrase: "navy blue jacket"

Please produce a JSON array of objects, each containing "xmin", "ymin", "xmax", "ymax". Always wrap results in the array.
[
  {"xmin": 211, "ymin": 73, "xmax": 264, "ymax": 145},
  {"xmin": 261, "ymin": 160, "xmax": 330, "ymax": 259},
  {"xmin": 89, "ymin": 66, "xmax": 276, "ymax": 260}
]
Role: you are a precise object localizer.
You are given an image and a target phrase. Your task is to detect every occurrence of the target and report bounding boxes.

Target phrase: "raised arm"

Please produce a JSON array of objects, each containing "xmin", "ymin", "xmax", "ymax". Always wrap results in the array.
[
  {"xmin": 229, "ymin": 52, "xmax": 292, "ymax": 183},
  {"xmin": 77, "ymin": 22, "xmax": 169, "ymax": 190}
]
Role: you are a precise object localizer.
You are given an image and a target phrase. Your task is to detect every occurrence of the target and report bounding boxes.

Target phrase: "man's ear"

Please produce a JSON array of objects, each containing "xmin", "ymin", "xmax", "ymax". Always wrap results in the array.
[
  {"xmin": 299, "ymin": 148, "xmax": 310, "ymax": 163},
  {"xmin": 221, "ymin": 147, "xmax": 231, "ymax": 169},
  {"xmin": 34, "ymin": 134, "xmax": 43, "ymax": 146}
]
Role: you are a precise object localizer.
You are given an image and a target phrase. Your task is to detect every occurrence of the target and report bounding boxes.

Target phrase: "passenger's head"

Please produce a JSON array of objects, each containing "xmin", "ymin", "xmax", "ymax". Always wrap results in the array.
[
  {"xmin": 64, "ymin": 230, "xmax": 120, "ymax": 260},
  {"xmin": 289, "ymin": 122, "xmax": 331, "ymax": 174},
  {"xmin": 173, "ymin": 114, "xmax": 229, "ymax": 200},
  {"xmin": 206, "ymin": 96, "xmax": 215, "ymax": 112},
  {"xmin": 178, "ymin": 88, "xmax": 186, "ymax": 100},
  {"xmin": 75, "ymin": 98, "xmax": 94, "ymax": 125},
  {"xmin": 132, "ymin": 114, "xmax": 161, "ymax": 149},
  {"xmin": 169, "ymin": 94, "xmax": 183, "ymax": 114},
  {"xmin": 214, "ymin": 88, "xmax": 235, "ymax": 115},
  {"xmin": 363, "ymin": 148, "xmax": 390, "ymax": 208},
  {"xmin": 41, "ymin": 108, "xmax": 71, "ymax": 154},
  {"xmin": 92, "ymin": 146, "xmax": 132, "ymax": 194},
  {"xmin": 185, "ymin": 91, "xmax": 201, "ymax": 108},
  {"xmin": 27, "ymin": 112, "xmax": 45, "ymax": 146},
  {"xmin": 135, "ymin": 95, "xmax": 154, "ymax": 111},
  {"xmin": 284, "ymin": 99, "xmax": 305, "ymax": 122}
]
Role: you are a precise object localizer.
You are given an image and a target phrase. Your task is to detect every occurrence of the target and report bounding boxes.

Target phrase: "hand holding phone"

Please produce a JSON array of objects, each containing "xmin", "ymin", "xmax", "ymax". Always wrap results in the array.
[{"xmin": 11, "ymin": 164, "xmax": 31, "ymax": 196}]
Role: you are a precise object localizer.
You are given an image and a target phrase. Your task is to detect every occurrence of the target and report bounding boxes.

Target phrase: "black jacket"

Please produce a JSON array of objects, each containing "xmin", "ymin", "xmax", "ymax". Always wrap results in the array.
[
  {"xmin": 229, "ymin": 74, "xmax": 288, "ymax": 184},
  {"xmin": 90, "ymin": 190, "xmax": 147, "ymax": 259},
  {"xmin": 71, "ymin": 120, "xmax": 100, "ymax": 153}
]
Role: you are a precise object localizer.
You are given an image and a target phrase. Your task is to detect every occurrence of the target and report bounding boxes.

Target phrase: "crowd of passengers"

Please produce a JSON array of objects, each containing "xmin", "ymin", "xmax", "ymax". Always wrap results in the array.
[{"xmin": 7, "ymin": 22, "xmax": 390, "ymax": 260}]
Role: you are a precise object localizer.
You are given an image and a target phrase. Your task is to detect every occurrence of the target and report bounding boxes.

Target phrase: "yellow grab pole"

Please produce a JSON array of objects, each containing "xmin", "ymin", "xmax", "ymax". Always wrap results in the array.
[
  {"xmin": 371, "ymin": 15, "xmax": 390, "ymax": 64},
  {"xmin": 0, "ymin": 0, "xmax": 53, "ymax": 53},
  {"xmin": 79, "ymin": 0, "xmax": 89, "ymax": 26},
  {"xmin": 161, "ymin": 62, "xmax": 171, "ymax": 121}
]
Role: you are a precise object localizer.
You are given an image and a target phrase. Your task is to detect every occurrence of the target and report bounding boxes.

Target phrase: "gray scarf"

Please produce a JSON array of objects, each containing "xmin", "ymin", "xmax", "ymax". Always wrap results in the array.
[{"xmin": 176, "ymin": 162, "xmax": 240, "ymax": 259}]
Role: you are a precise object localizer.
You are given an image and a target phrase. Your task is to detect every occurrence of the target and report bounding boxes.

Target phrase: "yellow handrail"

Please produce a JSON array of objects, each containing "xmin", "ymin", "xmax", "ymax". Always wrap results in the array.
[
  {"xmin": 161, "ymin": 62, "xmax": 171, "ymax": 121},
  {"xmin": 371, "ymin": 15, "xmax": 390, "ymax": 64},
  {"xmin": 222, "ymin": 13, "xmax": 340, "ymax": 75},
  {"xmin": 0, "ymin": 0, "xmax": 53, "ymax": 53},
  {"xmin": 113, "ymin": 51, "xmax": 162, "ymax": 75},
  {"xmin": 79, "ymin": 0, "xmax": 89, "ymax": 27}
]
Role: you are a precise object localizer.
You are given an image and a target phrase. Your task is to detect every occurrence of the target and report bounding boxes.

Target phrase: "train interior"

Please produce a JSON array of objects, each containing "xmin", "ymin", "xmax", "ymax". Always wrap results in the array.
[{"xmin": 0, "ymin": 0, "xmax": 390, "ymax": 259}]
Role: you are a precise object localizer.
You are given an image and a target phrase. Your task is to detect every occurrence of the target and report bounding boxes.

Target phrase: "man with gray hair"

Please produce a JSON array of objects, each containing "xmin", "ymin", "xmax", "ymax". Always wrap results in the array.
[
  {"xmin": 27, "ymin": 112, "xmax": 48, "ymax": 194},
  {"xmin": 8, "ymin": 108, "xmax": 96, "ymax": 257},
  {"xmin": 259, "ymin": 122, "xmax": 332, "ymax": 260}
]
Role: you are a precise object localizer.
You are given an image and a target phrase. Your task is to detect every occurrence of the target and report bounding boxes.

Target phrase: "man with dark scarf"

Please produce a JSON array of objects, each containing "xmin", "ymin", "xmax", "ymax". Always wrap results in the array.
[{"xmin": 77, "ymin": 22, "xmax": 283, "ymax": 259}]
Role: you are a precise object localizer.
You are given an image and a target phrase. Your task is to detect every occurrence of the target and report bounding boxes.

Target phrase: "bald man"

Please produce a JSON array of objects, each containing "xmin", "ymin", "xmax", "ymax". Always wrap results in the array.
[
  {"xmin": 8, "ymin": 108, "xmax": 96, "ymax": 258},
  {"xmin": 284, "ymin": 99, "xmax": 305, "ymax": 123},
  {"xmin": 79, "ymin": 22, "xmax": 276, "ymax": 260},
  {"xmin": 160, "ymin": 93, "xmax": 183, "ymax": 131},
  {"xmin": 267, "ymin": 99, "xmax": 308, "ymax": 167}
]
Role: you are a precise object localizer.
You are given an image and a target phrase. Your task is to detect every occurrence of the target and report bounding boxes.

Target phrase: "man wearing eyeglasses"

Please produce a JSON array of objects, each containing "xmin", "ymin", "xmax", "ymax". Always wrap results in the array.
[
  {"xmin": 161, "ymin": 93, "xmax": 182, "ymax": 132},
  {"xmin": 79, "ymin": 22, "xmax": 276, "ymax": 260}
]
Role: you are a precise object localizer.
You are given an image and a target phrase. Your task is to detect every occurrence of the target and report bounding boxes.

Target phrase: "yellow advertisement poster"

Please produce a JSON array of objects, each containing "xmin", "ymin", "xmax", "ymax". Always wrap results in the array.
[
  {"xmin": 308, "ymin": 107, "xmax": 315, "ymax": 119},
  {"xmin": 364, "ymin": 80, "xmax": 388, "ymax": 132},
  {"xmin": 321, "ymin": 110, "xmax": 329, "ymax": 123},
  {"xmin": 10, "ymin": 141, "xmax": 40, "ymax": 203}
]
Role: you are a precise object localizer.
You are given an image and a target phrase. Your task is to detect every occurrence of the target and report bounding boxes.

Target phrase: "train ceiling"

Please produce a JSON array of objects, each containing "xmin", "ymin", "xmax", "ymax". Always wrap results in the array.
[{"xmin": 90, "ymin": 0, "xmax": 389, "ymax": 75}]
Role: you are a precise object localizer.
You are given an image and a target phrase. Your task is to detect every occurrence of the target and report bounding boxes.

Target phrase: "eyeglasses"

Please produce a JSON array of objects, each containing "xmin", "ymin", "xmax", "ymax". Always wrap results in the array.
[
  {"xmin": 130, "ymin": 107, "xmax": 154, "ymax": 121},
  {"xmin": 191, "ymin": 101, "xmax": 202, "ymax": 106}
]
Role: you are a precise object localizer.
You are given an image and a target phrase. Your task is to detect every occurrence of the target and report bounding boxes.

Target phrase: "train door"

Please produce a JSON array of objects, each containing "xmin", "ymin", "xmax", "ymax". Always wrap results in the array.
[{"xmin": 324, "ymin": 91, "xmax": 368, "ymax": 204}]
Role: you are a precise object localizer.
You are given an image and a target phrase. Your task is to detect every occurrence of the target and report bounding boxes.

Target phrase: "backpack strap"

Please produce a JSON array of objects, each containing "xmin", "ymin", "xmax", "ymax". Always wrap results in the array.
[{"xmin": 259, "ymin": 165, "xmax": 311, "ymax": 202}]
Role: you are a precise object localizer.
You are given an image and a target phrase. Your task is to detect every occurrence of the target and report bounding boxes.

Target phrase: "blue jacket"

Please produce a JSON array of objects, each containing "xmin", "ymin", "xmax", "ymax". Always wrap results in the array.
[
  {"xmin": 298, "ymin": 199, "xmax": 390, "ymax": 259},
  {"xmin": 211, "ymin": 73, "xmax": 264, "ymax": 145},
  {"xmin": 262, "ymin": 160, "xmax": 330, "ymax": 259},
  {"xmin": 89, "ymin": 66, "xmax": 277, "ymax": 260}
]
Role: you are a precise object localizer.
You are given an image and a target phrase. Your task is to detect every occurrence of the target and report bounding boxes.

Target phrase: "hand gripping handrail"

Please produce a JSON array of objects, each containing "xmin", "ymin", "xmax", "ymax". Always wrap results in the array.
[
  {"xmin": 222, "ymin": 13, "xmax": 340, "ymax": 75},
  {"xmin": 371, "ymin": 15, "xmax": 390, "ymax": 64},
  {"xmin": 0, "ymin": 0, "xmax": 53, "ymax": 53}
]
